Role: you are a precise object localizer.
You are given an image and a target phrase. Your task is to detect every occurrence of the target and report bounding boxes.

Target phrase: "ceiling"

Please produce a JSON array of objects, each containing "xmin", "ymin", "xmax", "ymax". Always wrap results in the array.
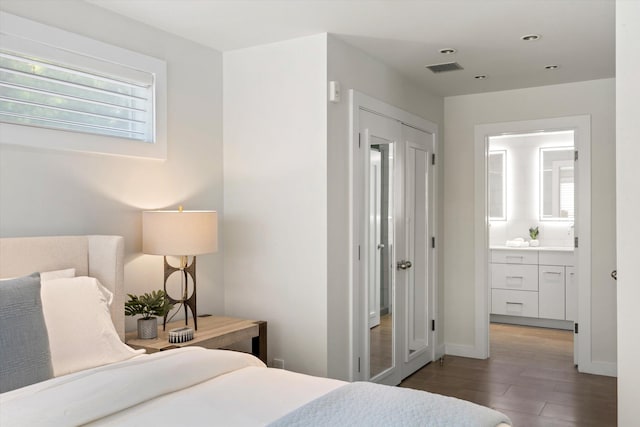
[{"xmin": 87, "ymin": 0, "xmax": 615, "ymax": 97}]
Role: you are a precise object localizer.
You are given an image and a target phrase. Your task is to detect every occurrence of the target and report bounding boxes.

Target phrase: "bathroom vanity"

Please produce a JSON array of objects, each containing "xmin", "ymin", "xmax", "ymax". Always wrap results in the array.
[{"xmin": 490, "ymin": 246, "xmax": 576, "ymax": 330}]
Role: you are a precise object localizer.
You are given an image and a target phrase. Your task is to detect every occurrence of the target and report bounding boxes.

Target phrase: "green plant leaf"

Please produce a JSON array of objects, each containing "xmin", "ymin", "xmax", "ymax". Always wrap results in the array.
[{"xmin": 124, "ymin": 290, "xmax": 174, "ymax": 319}]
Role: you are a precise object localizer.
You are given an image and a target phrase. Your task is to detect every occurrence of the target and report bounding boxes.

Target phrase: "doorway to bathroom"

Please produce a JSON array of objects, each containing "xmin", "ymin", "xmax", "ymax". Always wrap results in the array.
[
  {"xmin": 487, "ymin": 130, "xmax": 577, "ymax": 365},
  {"xmin": 474, "ymin": 116, "xmax": 593, "ymax": 373}
]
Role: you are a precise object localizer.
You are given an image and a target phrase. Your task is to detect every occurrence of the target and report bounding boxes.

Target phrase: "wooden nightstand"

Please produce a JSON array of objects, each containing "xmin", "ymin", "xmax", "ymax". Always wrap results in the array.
[{"xmin": 125, "ymin": 315, "xmax": 267, "ymax": 364}]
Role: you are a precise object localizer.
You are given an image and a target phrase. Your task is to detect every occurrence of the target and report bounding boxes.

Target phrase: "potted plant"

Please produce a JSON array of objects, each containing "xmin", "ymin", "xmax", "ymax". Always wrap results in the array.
[
  {"xmin": 529, "ymin": 226, "xmax": 540, "ymax": 247},
  {"xmin": 125, "ymin": 290, "xmax": 173, "ymax": 339}
]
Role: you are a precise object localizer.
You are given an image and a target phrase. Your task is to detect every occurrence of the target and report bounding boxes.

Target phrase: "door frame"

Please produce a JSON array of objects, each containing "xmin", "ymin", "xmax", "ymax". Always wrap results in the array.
[
  {"xmin": 350, "ymin": 90, "xmax": 439, "ymax": 382},
  {"xmin": 473, "ymin": 115, "xmax": 613, "ymax": 376}
]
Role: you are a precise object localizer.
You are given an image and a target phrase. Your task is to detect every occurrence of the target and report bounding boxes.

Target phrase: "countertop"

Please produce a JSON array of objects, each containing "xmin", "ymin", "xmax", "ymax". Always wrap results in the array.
[{"xmin": 490, "ymin": 246, "xmax": 574, "ymax": 252}]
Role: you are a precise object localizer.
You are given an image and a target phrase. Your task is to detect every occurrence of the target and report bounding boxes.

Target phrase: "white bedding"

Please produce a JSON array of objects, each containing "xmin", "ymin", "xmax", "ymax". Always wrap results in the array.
[
  {"xmin": 0, "ymin": 347, "xmax": 345, "ymax": 427},
  {"xmin": 1, "ymin": 236, "xmax": 510, "ymax": 426}
]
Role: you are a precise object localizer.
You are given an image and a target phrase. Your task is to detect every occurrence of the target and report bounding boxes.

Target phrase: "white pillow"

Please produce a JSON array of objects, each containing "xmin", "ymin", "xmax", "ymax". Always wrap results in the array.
[
  {"xmin": 39, "ymin": 269, "xmax": 114, "ymax": 307},
  {"xmin": 40, "ymin": 276, "xmax": 143, "ymax": 377},
  {"xmin": 40, "ymin": 268, "xmax": 75, "ymax": 281},
  {"xmin": 0, "ymin": 268, "xmax": 75, "ymax": 282}
]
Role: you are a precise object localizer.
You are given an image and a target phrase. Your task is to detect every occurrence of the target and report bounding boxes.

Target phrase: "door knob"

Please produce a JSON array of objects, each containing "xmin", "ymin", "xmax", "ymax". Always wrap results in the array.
[
  {"xmin": 396, "ymin": 260, "xmax": 413, "ymax": 270},
  {"xmin": 611, "ymin": 270, "xmax": 617, "ymax": 281}
]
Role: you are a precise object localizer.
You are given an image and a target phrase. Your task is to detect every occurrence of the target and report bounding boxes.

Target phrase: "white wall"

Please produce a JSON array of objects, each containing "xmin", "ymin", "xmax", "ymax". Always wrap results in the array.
[
  {"xmin": 223, "ymin": 34, "xmax": 328, "ymax": 376},
  {"xmin": 327, "ymin": 35, "xmax": 444, "ymax": 379},
  {"xmin": 616, "ymin": 0, "xmax": 640, "ymax": 423},
  {"xmin": 0, "ymin": 0, "xmax": 224, "ymax": 330},
  {"xmin": 444, "ymin": 79, "xmax": 616, "ymax": 364}
]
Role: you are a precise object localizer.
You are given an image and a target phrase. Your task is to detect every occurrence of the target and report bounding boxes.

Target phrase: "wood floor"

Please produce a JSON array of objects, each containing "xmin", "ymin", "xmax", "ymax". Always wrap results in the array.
[{"xmin": 400, "ymin": 323, "xmax": 617, "ymax": 426}]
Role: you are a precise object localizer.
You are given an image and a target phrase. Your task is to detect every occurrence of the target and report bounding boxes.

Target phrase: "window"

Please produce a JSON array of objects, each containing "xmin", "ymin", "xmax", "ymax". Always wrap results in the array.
[{"xmin": 0, "ymin": 12, "xmax": 166, "ymax": 159}]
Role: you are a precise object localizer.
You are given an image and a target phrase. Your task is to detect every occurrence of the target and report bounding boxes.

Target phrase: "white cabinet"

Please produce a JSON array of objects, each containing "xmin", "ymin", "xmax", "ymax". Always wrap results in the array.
[
  {"xmin": 491, "ymin": 249, "xmax": 538, "ymax": 265},
  {"xmin": 492, "ymin": 289, "xmax": 539, "ymax": 318},
  {"xmin": 539, "ymin": 265, "xmax": 565, "ymax": 320},
  {"xmin": 491, "ymin": 263, "xmax": 538, "ymax": 291},
  {"xmin": 490, "ymin": 250, "xmax": 539, "ymax": 318},
  {"xmin": 490, "ymin": 248, "xmax": 575, "ymax": 323}
]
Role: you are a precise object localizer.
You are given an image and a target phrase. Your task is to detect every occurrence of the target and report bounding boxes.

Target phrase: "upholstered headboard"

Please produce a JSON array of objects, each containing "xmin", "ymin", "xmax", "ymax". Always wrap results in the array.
[{"xmin": 0, "ymin": 235, "xmax": 125, "ymax": 339}]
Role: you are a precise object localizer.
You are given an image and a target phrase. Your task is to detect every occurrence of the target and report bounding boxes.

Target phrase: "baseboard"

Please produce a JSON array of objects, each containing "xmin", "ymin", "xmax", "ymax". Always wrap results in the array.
[
  {"xmin": 579, "ymin": 361, "xmax": 617, "ymax": 377},
  {"xmin": 435, "ymin": 343, "xmax": 446, "ymax": 360},
  {"xmin": 444, "ymin": 343, "xmax": 485, "ymax": 359},
  {"xmin": 491, "ymin": 314, "xmax": 573, "ymax": 331}
]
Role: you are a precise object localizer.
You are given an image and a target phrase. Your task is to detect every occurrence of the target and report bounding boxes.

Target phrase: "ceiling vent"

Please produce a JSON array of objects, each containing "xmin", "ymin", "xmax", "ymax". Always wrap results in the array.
[{"xmin": 425, "ymin": 62, "xmax": 464, "ymax": 73}]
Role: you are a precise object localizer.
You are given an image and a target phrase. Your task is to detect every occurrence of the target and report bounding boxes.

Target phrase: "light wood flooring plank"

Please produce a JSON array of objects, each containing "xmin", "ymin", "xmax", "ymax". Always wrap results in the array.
[{"xmin": 399, "ymin": 323, "xmax": 617, "ymax": 426}]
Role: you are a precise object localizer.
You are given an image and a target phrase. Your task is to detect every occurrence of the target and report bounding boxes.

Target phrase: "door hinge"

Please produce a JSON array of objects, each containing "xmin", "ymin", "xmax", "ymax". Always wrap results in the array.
[
  {"xmin": 358, "ymin": 245, "xmax": 361, "ymax": 260},
  {"xmin": 432, "ymin": 237, "xmax": 435, "ymax": 249},
  {"xmin": 358, "ymin": 133, "xmax": 361, "ymax": 148},
  {"xmin": 357, "ymin": 357, "xmax": 361, "ymax": 373},
  {"xmin": 431, "ymin": 319, "xmax": 435, "ymax": 331},
  {"xmin": 432, "ymin": 153, "xmax": 436, "ymax": 165},
  {"xmin": 574, "ymin": 237, "xmax": 579, "ymax": 248},
  {"xmin": 574, "ymin": 323, "xmax": 579, "ymax": 334},
  {"xmin": 575, "ymin": 150, "xmax": 579, "ymax": 161}
]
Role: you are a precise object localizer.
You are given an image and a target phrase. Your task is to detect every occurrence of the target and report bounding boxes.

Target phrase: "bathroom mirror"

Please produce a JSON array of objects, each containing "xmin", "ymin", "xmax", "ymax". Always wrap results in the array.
[
  {"xmin": 540, "ymin": 147, "xmax": 574, "ymax": 220},
  {"xmin": 488, "ymin": 150, "xmax": 506, "ymax": 220}
]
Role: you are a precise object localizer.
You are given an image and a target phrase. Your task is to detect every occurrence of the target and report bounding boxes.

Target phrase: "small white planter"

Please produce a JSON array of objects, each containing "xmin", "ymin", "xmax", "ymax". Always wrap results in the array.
[
  {"xmin": 137, "ymin": 317, "xmax": 158, "ymax": 339},
  {"xmin": 530, "ymin": 239, "xmax": 540, "ymax": 247}
]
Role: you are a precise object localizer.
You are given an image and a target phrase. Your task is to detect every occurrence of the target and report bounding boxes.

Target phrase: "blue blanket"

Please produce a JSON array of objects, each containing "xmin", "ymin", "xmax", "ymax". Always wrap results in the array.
[{"xmin": 268, "ymin": 382, "xmax": 511, "ymax": 427}]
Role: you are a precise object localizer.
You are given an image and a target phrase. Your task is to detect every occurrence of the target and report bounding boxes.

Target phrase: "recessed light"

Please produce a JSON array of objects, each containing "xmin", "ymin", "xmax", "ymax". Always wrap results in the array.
[
  {"xmin": 521, "ymin": 34, "xmax": 541, "ymax": 41},
  {"xmin": 545, "ymin": 65, "xmax": 560, "ymax": 70},
  {"xmin": 439, "ymin": 48, "xmax": 456, "ymax": 54},
  {"xmin": 474, "ymin": 75, "xmax": 488, "ymax": 80}
]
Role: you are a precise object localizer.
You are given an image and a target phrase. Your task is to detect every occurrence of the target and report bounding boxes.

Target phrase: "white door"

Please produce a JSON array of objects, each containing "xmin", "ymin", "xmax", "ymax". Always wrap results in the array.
[
  {"xmin": 358, "ymin": 108, "xmax": 435, "ymax": 385},
  {"xmin": 565, "ymin": 266, "xmax": 578, "ymax": 365},
  {"xmin": 398, "ymin": 125, "xmax": 436, "ymax": 379},
  {"xmin": 360, "ymin": 109, "xmax": 401, "ymax": 385}
]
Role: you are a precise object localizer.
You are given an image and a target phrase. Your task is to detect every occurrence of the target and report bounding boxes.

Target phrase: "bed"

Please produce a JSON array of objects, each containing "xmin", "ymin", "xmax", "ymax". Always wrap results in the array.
[{"xmin": 0, "ymin": 235, "xmax": 511, "ymax": 426}]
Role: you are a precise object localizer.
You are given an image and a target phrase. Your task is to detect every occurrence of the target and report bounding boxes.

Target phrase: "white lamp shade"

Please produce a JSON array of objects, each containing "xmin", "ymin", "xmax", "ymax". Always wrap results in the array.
[{"xmin": 143, "ymin": 210, "xmax": 218, "ymax": 256}]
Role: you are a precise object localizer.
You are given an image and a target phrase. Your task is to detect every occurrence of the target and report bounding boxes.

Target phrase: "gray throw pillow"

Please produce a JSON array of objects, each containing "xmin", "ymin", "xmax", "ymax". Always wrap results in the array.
[{"xmin": 0, "ymin": 273, "xmax": 54, "ymax": 393}]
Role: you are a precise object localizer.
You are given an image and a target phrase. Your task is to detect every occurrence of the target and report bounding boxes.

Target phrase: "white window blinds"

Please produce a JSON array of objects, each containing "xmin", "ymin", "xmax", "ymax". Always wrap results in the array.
[
  {"xmin": 0, "ymin": 12, "xmax": 166, "ymax": 159},
  {"xmin": 0, "ymin": 49, "xmax": 154, "ymax": 142}
]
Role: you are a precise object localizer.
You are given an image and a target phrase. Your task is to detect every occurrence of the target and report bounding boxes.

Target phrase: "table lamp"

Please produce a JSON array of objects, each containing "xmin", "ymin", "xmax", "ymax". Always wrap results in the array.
[{"xmin": 142, "ymin": 206, "xmax": 218, "ymax": 330}]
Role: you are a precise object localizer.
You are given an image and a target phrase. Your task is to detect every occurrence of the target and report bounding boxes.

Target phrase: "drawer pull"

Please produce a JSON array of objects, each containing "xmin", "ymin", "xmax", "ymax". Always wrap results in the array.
[
  {"xmin": 506, "ymin": 276, "xmax": 524, "ymax": 279},
  {"xmin": 506, "ymin": 256, "xmax": 524, "ymax": 263},
  {"xmin": 506, "ymin": 301, "xmax": 524, "ymax": 314},
  {"xmin": 544, "ymin": 271, "xmax": 562, "ymax": 275}
]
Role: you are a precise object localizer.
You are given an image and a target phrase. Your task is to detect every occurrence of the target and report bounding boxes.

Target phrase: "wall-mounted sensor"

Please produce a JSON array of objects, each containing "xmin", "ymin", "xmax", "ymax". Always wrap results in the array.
[{"xmin": 329, "ymin": 80, "xmax": 341, "ymax": 103}]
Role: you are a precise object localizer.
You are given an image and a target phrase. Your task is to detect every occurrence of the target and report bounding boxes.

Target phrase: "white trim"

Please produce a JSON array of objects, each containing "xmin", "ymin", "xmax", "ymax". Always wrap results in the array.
[
  {"xmin": 0, "ymin": 12, "xmax": 167, "ymax": 160},
  {"xmin": 350, "ymin": 90, "xmax": 438, "ymax": 381},
  {"xmin": 474, "ymin": 116, "xmax": 600, "ymax": 374},
  {"xmin": 491, "ymin": 314, "xmax": 573, "ymax": 330},
  {"xmin": 435, "ymin": 343, "xmax": 446, "ymax": 360},
  {"xmin": 445, "ymin": 343, "xmax": 484, "ymax": 359},
  {"xmin": 579, "ymin": 361, "xmax": 617, "ymax": 378}
]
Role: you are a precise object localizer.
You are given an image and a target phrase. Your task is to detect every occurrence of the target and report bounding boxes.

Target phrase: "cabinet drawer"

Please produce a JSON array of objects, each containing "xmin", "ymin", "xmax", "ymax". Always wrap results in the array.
[
  {"xmin": 539, "ymin": 265, "xmax": 565, "ymax": 320},
  {"xmin": 539, "ymin": 251, "xmax": 575, "ymax": 266},
  {"xmin": 491, "ymin": 264, "xmax": 538, "ymax": 291},
  {"xmin": 491, "ymin": 250, "xmax": 538, "ymax": 265},
  {"xmin": 492, "ymin": 289, "xmax": 539, "ymax": 318}
]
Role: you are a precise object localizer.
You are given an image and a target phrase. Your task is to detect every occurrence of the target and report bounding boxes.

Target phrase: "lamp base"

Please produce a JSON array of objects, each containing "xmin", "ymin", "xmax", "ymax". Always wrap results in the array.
[{"xmin": 162, "ymin": 255, "xmax": 198, "ymax": 331}]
